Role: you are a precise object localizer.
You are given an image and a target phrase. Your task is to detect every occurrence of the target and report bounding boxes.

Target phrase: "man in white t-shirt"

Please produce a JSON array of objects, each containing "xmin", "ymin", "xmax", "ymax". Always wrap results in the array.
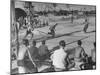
[{"xmin": 50, "ymin": 40, "xmax": 67, "ymax": 71}]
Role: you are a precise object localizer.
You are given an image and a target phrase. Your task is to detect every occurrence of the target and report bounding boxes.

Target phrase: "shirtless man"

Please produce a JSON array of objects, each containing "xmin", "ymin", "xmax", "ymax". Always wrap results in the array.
[
  {"xmin": 17, "ymin": 39, "xmax": 29, "ymax": 73},
  {"xmin": 17, "ymin": 39, "xmax": 37, "ymax": 73},
  {"xmin": 73, "ymin": 40, "xmax": 87, "ymax": 70}
]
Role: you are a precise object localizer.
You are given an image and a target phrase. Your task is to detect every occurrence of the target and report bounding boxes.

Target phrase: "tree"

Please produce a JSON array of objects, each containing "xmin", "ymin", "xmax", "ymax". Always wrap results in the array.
[{"xmin": 52, "ymin": 3, "xmax": 57, "ymax": 15}]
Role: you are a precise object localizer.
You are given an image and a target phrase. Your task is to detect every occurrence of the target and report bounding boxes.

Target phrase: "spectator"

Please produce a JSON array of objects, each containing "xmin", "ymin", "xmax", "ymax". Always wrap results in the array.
[
  {"xmin": 29, "ymin": 40, "xmax": 39, "ymax": 60},
  {"xmin": 17, "ymin": 39, "xmax": 29, "ymax": 73},
  {"xmin": 50, "ymin": 40, "xmax": 68, "ymax": 71},
  {"xmin": 24, "ymin": 40, "xmax": 38, "ymax": 73},
  {"xmin": 73, "ymin": 40, "xmax": 87, "ymax": 70},
  {"xmin": 38, "ymin": 40, "xmax": 50, "ymax": 61}
]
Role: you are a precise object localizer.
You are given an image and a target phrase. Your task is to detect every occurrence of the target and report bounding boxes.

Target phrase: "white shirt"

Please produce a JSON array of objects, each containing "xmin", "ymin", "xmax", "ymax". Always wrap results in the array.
[
  {"xmin": 51, "ymin": 47, "xmax": 67, "ymax": 69},
  {"xmin": 17, "ymin": 45, "xmax": 27, "ymax": 60}
]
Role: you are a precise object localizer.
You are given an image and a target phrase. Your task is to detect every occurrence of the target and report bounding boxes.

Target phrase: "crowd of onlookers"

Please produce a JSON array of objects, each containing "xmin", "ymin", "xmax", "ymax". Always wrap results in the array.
[
  {"xmin": 15, "ymin": 16, "xmax": 49, "ymax": 31},
  {"xmin": 11, "ymin": 15, "xmax": 96, "ymax": 73},
  {"xmin": 14, "ymin": 38, "xmax": 96, "ymax": 73}
]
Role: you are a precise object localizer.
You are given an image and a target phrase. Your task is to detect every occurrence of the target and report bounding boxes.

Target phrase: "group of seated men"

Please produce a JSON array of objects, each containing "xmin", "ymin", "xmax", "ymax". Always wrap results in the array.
[{"xmin": 17, "ymin": 38, "xmax": 96, "ymax": 73}]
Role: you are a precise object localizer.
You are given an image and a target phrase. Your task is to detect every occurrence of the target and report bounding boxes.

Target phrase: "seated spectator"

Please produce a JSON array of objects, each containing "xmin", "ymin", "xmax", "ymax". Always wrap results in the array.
[
  {"xmin": 50, "ymin": 40, "xmax": 68, "ymax": 71},
  {"xmin": 73, "ymin": 40, "xmax": 87, "ymax": 70},
  {"xmin": 38, "ymin": 40, "xmax": 50, "ymax": 61},
  {"xmin": 17, "ymin": 39, "xmax": 29, "ymax": 73},
  {"xmin": 29, "ymin": 40, "xmax": 39, "ymax": 60}
]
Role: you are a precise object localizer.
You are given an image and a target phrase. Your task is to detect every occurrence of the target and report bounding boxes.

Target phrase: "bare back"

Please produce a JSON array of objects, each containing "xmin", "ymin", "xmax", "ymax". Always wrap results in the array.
[{"xmin": 74, "ymin": 46, "xmax": 84, "ymax": 59}]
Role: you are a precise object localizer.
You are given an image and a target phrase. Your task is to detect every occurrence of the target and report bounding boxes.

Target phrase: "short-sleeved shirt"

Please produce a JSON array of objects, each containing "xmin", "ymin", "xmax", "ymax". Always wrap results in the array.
[{"xmin": 51, "ymin": 47, "xmax": 67, "ymax": 69}]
